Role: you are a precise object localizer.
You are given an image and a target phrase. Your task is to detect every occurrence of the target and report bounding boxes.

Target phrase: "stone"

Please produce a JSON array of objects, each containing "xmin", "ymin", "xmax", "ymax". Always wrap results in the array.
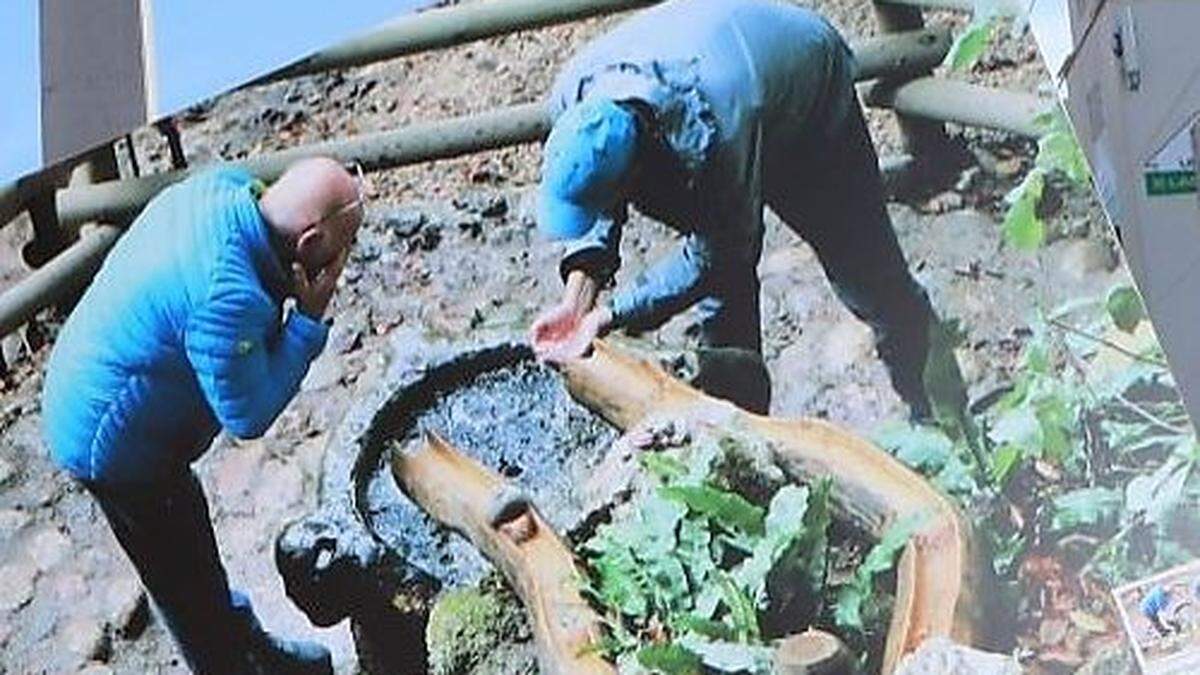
[
  {"xmin": 0, "ymin": 562, "xmax": 38, "ymax": 611},
  {"xmin": 1, "ymin": 333, "xmax": 24, "ymax": 370},
  {"xmin": 426, "ymin": 586, "xmax": 528, "ymax": 675},
  {"xmin": 78, "ymin": 664, "xmax": 115, "ymax": 675},
  {"xmin": 894, "ymin": 637, "xmax": 1021, "ymax": 675},
  {"xmin": 28, "ymin": 527, "xmax": 71, "ymax": 572},
  {"xmin": 379, "ymin": 206, "xmax": 428, "ymax": 239}
]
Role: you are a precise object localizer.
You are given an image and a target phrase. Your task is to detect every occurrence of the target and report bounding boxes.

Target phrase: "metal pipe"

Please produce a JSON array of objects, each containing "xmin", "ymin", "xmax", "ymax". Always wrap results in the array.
[
  {"xmin": 56, "ymin": 102, "xmax": 551, "ymax": 227},
  {"xmin": 0, "ymin": 225, "xmax": 121, "ymax": 337},
  {"xmin": 0, "ymin": 31, "xmax": 962, "ymax": 336},
  {"xmin": 256, "ymin": 0, "xmax": 661, "ymax": 85},
  {"xmin": 0, "ymin": 182, "xmax": 22, "ymax": 229},
  {"xmin": 876, "ymin": 0, "xmax": 973, "ymax": 10},
  {"xmin": 864, "ymin": 77, "xmax": 1049, "ymax": 138},
  {"xmin": 854, "ymin": 27, "xmax": 951, "ymax": 81},
  {"xmin": 54, "ymin": 28, "xmax": 948, "ymax": 228}
]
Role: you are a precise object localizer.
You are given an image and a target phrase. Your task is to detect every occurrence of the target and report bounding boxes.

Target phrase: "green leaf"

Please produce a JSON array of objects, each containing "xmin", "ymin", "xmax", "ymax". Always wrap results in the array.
[
  {"xmin": 835, "ymin": 513, "xmax": 927, "ymax": 632},
  {"xmin": 641, "ymin": 451, "xmax": 691, "ymax": 484},
  {"xmin": 636, "ymin": 643, "xmax": 703, "ymax": 674},
  {"xmin": 875, "ymin": 423, "xmax": 956, "ymax": 472},
  {"xmin": 990, "ymin": 444, "xmax": 1023, "ymax": 486},
  {"xmin": 1106, "ymin": 285, "xmax": 1146, "ymax": 333},
  {"xmin": 834, "ymin": 584, "xmax": 868, "ymax": 630},
  {"xmin": 674, "ymin": 615, "xmax": 738, "ymax": 642},
  {"xmin": 590, "ymin": 544, "xmax": 650, "ymax": 617},
  {"xmin": 676, "ymin": 517, "xmax": 717, "ymax": 593},
  {"xmin": 1050, "ymin": 487, "xmax": 1122, "ymax": 531},
  {"xmin": 1033, "ymin": 107, "xmax": 1091, "ymax": 184},
  {"xmin": 716, "ymin": 572, "xmax": 760, "ymax": 641},
  {"xmin": 659, "ymin": 485, "xmax": 766, "ymax": 536},
  {"xmin": 1003, "ymin": 169, "xmax": 1046, "ymax": 251},
  {"xmin": 946, "ymin": 18, "xmax": 997, "ymax": 71},
  {"xmin": 676, "ymin": 636, "xmax": 774, "ymax": 674},
  {"xmin": 1125, "ymin": 457, "xmax": 1193, "ymax": 526}
]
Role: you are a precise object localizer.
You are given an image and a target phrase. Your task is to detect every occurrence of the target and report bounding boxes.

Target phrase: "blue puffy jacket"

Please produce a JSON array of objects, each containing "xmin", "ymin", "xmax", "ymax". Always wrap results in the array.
[{"xmin": 42, "ymin": 168, "xmax": 329, "ymax": 485}]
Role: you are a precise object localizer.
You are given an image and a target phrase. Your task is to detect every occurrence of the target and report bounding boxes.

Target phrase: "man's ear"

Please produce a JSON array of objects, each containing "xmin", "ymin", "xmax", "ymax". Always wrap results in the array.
[{"xmin": 294, "ymin": 227, "xmax": 326, "ymax": 266}]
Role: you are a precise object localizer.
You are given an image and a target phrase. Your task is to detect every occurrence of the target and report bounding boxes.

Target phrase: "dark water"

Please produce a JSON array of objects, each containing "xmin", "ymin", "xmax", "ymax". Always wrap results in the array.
[{"xmin": 361, "ymin": 357, "xmax": 618, "ymax": 587}]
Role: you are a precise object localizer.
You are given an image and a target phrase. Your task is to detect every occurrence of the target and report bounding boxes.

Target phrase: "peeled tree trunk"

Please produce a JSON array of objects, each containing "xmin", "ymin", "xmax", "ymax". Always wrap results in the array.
[{"xmin": 559, "ymin": 341, "xmax": 987, "ymax": 674}]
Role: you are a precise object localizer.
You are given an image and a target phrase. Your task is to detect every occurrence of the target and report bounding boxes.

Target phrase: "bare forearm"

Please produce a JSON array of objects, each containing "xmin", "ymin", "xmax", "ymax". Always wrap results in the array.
[{"xmin": 561, "ymin": 269, "xmax": 602, "ymax": 314}]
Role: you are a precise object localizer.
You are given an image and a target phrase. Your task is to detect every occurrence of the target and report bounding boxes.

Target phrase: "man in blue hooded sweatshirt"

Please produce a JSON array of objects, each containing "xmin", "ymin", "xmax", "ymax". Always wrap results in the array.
[
  {"xmin": 530, "ymin": 0, "xmax": 966, "ymax": 418},
  {"xmin": 42, "ymin": 157, "xmax": 364, "ymax": 674}
]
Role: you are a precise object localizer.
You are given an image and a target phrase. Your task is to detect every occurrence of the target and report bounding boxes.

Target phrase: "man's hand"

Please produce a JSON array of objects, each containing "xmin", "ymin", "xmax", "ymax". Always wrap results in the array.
[
  {"xmin": 292, "ymin": 247, "xmax": 349, "ymax": 319},
  {"xmin": 530, "ymin": 305, "xmax": 612, "ymax": 363}
]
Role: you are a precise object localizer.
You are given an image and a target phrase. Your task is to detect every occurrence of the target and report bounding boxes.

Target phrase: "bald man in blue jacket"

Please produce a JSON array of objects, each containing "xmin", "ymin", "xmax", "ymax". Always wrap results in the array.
[
  {"xmin": 530, "ymin": 0, "xmax": 966, "ymax": 419},
  {"xmin": 42, "ymin": 158, "xmax": 363, "ymax": 674}
]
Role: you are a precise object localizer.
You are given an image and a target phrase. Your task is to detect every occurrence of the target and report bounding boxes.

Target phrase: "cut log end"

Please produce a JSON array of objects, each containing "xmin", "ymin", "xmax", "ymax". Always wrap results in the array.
[{"xmin": 774, "ymin": 630, "xmax": 860, "ymax": 675}]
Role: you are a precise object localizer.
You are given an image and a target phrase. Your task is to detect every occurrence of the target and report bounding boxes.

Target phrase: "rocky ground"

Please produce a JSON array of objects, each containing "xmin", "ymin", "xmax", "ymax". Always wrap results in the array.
[{"xmin": 0, "ymin": 1, "xmax": 1135, "ymax": 673}]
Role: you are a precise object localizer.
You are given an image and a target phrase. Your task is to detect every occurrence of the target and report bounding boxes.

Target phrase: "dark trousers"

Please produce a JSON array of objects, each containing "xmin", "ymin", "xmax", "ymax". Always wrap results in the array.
[
  {"xmin": 698, "ymin": 102, "xmax": 936, "ymax": 417},
  {"xmin": 84, "ymin": 470, "xmax": 257, "ymax": 674}
]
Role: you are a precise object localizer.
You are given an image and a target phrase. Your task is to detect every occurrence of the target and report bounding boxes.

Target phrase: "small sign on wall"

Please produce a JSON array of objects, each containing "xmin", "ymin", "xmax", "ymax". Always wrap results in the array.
[{"xmin": 1144, "ymin": 112, "xmax": 1199, "ymax": 196}]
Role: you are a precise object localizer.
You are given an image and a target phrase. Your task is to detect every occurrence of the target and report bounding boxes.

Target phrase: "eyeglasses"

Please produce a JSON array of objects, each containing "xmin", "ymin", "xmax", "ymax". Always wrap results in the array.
[{"xmin": 302, "ymin": 160, "xmax": 367, "ymax": 232}]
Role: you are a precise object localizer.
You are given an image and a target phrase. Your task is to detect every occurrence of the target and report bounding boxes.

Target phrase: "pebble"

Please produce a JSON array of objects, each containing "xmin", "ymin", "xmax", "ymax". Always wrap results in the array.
[{"xmin": 0, "ymin": 562, "xmax": 38, "ymax": 611}]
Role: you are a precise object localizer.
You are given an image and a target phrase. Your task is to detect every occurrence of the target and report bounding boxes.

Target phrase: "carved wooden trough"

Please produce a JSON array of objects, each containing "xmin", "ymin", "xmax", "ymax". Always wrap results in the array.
[{"xmin": 276, "ymin": 336, "xmax": 987, "ymax": 673}]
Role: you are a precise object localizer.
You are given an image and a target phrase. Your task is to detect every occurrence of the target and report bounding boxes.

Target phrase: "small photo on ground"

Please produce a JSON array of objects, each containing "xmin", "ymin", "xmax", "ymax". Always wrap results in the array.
[{"xmin": 1114, "ymin": 560, "xmax": 1200, "ymax": 674}]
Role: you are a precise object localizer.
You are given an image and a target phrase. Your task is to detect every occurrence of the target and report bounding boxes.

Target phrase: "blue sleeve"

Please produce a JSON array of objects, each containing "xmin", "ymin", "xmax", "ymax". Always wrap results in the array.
[
  {"xmin": 184, "ymin": 250, "xmax": 328, "ymax": 439},
  {"xmin": 610, "ymin": 233, "xmax": 714, "ymax": 332},
  {"xmin": 559, "ymin": 216, "xmax": 624, "ymax": 285}
]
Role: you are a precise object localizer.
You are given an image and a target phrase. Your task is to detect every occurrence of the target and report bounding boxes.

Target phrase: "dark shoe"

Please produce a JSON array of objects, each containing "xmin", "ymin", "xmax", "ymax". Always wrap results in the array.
[
  {"xmin": 231, "ymin": 591, "xmax": 333, "ymax": 675},
  {"xmin": 246, "ymin": 631, "xmax": 333, "ymax": 675}
]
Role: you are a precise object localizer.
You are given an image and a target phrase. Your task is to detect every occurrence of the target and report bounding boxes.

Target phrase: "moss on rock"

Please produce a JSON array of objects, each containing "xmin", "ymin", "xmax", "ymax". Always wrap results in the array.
[{"xmin": 425, "ymin": 583, "xmax": 530, "ymax": 675}]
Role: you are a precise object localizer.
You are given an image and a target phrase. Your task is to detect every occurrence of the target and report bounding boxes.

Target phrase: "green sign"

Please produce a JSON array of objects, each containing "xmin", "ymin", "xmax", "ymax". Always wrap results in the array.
[{"xmin": 1145, "ymin": 170, "xmax": 1197, "ymax": 196}]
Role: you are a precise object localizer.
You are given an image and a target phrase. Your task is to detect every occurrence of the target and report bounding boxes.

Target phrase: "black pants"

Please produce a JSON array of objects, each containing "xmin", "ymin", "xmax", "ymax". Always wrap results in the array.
[
  {"xmin": 699, "ymin": 102, "xmax": 936, "ymax": 417},
  {"xmin": 85, "ymin": 470, "xmax": 257, "ymax": 674}
]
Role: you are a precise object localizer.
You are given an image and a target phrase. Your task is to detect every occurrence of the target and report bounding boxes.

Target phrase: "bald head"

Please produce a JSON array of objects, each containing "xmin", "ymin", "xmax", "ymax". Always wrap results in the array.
[{"xmin": 259, "ymin": 156, "xmax": 363, "ymax": 275}]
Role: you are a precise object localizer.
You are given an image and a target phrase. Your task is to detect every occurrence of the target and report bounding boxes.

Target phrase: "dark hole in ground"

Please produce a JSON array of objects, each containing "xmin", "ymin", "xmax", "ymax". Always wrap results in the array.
[{"xmin": 354, "ymin": 344, "xmax": 618, "ymax": 588}]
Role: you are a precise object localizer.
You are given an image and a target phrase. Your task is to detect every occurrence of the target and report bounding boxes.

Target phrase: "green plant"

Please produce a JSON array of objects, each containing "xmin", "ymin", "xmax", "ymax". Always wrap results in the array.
[
  {"xmin": 877, "ymin": 285, "xmax": 1199, "ymax": 587},
  {"xmin": 946, "ymin": 2, "xmax": 1093, "ymax": 251},
  {"xmin": 579, "ymin": 430, "xmax": 915, "ymax": 673}
]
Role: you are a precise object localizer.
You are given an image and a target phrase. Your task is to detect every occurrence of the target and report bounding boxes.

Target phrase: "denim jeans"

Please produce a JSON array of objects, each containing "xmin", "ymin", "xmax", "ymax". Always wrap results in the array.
[
  {"xmin": 84, "ymin": 469, "xmax": 258, "ymax": 674},
  {"xmin": 696, "ymin": 102, "xmax": 935, "ymax": 417}
]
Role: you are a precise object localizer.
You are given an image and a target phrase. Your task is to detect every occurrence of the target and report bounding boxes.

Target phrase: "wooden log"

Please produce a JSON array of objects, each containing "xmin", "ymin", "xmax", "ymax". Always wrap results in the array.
[
  {"xmin": 390, "ymin": 431, "xmax": 613, "ymax": 675},
  {"xmin": 774, "ymin": 630, "xmax": 860, "ymax": 675},
  {"xmin": 559, "ymin": 341, "xmax": 986, "ymax": 675}
]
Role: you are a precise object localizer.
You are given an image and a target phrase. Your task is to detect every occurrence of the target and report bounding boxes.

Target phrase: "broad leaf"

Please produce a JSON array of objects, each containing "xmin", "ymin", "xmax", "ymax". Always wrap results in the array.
[
  {"xmin": 636, "ymin": 643, "xmax": 703, "ymax": 674},
  {"xmin": 659, "ymin": 485, "xmax": 766, "ymax": 536},
  {"xmin": 1003, "ymin": 169, "xmax": 1046, "ymax": 251},
  {"xmin": 1106, "ymin": 285, "xmax": 1145, "ymax": 333},
  {"xmin": 1050, "ymin": 487, "xmax": 1122, "ymax": 531}
]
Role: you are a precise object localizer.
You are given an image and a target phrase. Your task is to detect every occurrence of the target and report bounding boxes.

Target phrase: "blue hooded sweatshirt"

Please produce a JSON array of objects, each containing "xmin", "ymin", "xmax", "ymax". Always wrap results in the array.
[{"xmin": 42, "ymin": 168, "xmax": 329, "ymax": 485}]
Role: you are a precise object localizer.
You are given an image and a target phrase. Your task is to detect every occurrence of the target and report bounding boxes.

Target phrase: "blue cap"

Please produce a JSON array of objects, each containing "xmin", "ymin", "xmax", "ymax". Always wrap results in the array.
[{"xmin": 538, "ymin": 99, "xmax": 639, "ymax": 241}]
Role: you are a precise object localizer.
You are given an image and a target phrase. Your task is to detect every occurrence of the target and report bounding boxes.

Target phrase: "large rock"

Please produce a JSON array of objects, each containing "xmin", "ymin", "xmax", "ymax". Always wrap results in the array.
[{"xmin": 894, "ymin": 637, "xmax": 1021, "ymax": 675}]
